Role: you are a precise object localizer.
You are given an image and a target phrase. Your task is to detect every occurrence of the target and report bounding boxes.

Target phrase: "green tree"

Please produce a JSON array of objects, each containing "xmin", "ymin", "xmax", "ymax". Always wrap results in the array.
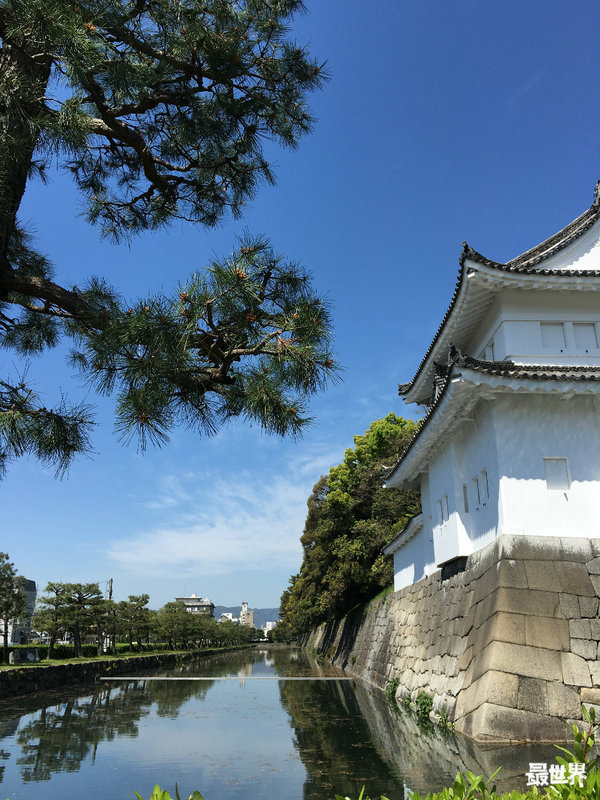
[
  {"xmin": 60, "ymin": 582, "xmax": 105, "ymax": 656},
  {"xmin": 33, "ymin": 581, "xmax": 70, "ymax": 658},
  {"xmin": 280, "ymin": 414, "xmax": 421, "ymax": 635},
  {"xmin": 0, "ymin": 0, "xmax": 335, "ymax": 477},
  {"xmin": 155, "ymin": 601, "xmax": 192, "ymax": 649},
  {"xmin": 117, "ymin": 593, "xmax": 150, "ymax": 649},
  {"xmin": 0, "ymin": 552, "xmax": 25, "ymax": 660}
]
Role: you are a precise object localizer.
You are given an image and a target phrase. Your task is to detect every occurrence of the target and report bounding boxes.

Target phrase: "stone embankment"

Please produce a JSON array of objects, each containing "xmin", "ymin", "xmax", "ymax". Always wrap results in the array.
[
  {"xmin": 305, "ymin": 534, "xmax": 600, "ymax": 742},
  {"xmin": 0, "ymin": 648, "xmax": 236, "ymax": 699}
]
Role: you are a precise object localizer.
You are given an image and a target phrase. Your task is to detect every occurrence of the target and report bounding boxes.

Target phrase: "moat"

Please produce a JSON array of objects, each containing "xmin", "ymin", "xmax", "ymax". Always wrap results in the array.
[{"xmin": 0, "ymin": 648, "xmax": 564, "ymax": 799}]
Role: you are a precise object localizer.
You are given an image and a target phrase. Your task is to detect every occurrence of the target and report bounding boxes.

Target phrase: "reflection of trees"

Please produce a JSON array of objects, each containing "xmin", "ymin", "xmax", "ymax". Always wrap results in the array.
[
  {"xmin": 148, "ymin": 680, "xmax": 214, "ymax": 718},
  {"xmin": 279, "ymin": 677, "xmax": 401, "ymax": 800},
  {"xmin": 0, "ymin": 719, "xmax": 18, "ymax": 784},
  {"xmin": 16, "ymin": 682, "xmax": 154, "ymax": 781},
  {"xmin": 12, "ymin": 673, "xmax": 226, "ymax": 781}
]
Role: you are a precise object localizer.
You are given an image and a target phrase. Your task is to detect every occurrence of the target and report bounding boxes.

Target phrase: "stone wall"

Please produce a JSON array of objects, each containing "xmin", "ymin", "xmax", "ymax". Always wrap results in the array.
[{"xmin": 305, "ymin": 534, "xmax": 600, "ymax": 742}]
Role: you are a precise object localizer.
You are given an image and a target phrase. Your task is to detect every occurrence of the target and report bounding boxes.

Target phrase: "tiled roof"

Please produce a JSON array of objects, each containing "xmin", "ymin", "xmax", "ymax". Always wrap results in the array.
[
  {"xmin": 399, "ymin": 182, "xmax": 600, "ymax": 399},
  {"xmin": 388, "ymin": 346, "xmax": 600, "ymax": 483},
  {"xmin": 446, "ymin": 350, "xmax": 600, "ymax": 382}
]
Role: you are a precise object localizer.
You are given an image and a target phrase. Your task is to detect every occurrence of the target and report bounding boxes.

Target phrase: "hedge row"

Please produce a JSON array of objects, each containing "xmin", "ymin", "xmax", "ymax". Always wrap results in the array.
[{"xmin": 0, "ymin": 642, "xmax": 171, "ymax": 663}]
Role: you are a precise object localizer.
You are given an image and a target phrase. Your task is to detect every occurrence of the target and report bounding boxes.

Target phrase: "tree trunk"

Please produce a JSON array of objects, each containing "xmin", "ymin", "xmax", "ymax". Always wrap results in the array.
[
  {"xmin": 0, "ymin": 24, "xmax": 52, "ymax": 283},
  {"xmin": 47, "ymin": 633, "xmax": 56, "ymax": 660},
  {"xmin": 72, "ymin": 625, "xmax": 82, "ymax": 657}
]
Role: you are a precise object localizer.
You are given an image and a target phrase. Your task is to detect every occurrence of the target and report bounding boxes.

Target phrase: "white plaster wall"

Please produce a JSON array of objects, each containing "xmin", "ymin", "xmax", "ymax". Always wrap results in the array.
[
  {"xmin": 493, "ymin": 394, "xmax": 600, "ymax": 537},
  {"xmin": 470, "ymin": 290, "xmax": 600, "ymax": 365},
  {"xmin": 452, "ymin": 401, "xmax": 500, "ymax": 554},
  {"xmin": 423, "ymin": 402, "xmax": 499, "ymax": 565},
  {"xmin": 392, "ymin": 527, "xmax": 436, "ymax": 591}
]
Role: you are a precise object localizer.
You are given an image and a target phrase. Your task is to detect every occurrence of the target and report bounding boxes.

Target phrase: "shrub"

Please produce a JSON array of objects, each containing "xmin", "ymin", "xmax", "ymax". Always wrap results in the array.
[
  {"xmin": 414, "ymin": 690, "xmax": 433, "ymax": 722},
  {"xmin": 385, "ymin": 677, "xmax": 400, "ymax": 704}
]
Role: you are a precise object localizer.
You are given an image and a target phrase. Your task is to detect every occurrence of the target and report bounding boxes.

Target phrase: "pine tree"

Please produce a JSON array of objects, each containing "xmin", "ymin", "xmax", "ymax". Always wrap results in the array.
[
  {"xmin": 34, "ymin": 582, "xmax": 70, "ymax": 658},
  {"xmin": 0, "ymin": 0, "xmax": 335, "ymax": 476}
]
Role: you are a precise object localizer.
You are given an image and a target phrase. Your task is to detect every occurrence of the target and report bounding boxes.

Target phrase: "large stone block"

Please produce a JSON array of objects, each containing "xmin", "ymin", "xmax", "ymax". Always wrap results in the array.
[
  {"xmin": 457, "ymin": 702, "xmax": 569, "ymax": 742},
  {"xmin": 586, "ymin": 557, "xmax": 600, "ymax": 575},
  {"xmin": 497, "ymin": 558, "xmax": 529, "ymax": 590},
  {"xmin": 590, "ymin": 539, "xmax": 600, "ymax": 558},
  {"xmin": 559, "ymin": 593, "xmax": 581, "ymax": 619},
  {"xmin": 558, "ymin": 537, "xmax": 593, "ymax": 563},
  {"xmin": 473, "ymin": 592, "xmax": 499, "ymax": 629},
  {"xmin": 525, "ymin": 560, "xmax": 560, "ymax": 591},
  {"xmin": 454, "ymin": 669, "xmax": 518, "ymax": 719},
  {"xmin": 491, "ymin": 611, "xmax": 528, "ymax": 647},
  {"xmin": 471, "ymin": 641, "xmax": 562, "ymax": 684},
  {"xmin": 555, "ymin": 562, "xmax": 596, "ymax": 596},
  {"xmin": 458, "ymin": 645, "xmax": 473, "ymax": 672},
  {"xmin": 517, "ymin": 677, "xmax": 549, "ymax": 715},
  {"xmin": 569, "ymin": 619, "xmax": 591, "ymax": 639},
  {"xmin": 580, "ymin": 597, "xmax": 600, "ymax": 618},
  {"xmin": 571, "ymin": 638, "xmax": 597, "ymax": 660},
  {"xmin": 547, "ymin": 682, "xmax": 582, "ymax": 718},
  {"xmin": 589, "ymin": 662, "xmax": 600, "ymax": 686},
  {"xmin": 498, "ymin": 535, "xmax": 562, "ymax": 562},
  {"xmin": 494, "ymin": 587, "xmax": 561, "ymax": 618},
  {"xmin": 524, "ymin": 617, "xmax": 569, "ymax": 651},
  {"xmin": 472, "ymin": 566, "xmax": 500, "ymax": 605},
  {"xmin": 561, "ymin": 652, "xmax": 592, "ymax": 687},
  {"xmin": 581, "ymin": 687, "xmax": 600, "ymax": 705}
]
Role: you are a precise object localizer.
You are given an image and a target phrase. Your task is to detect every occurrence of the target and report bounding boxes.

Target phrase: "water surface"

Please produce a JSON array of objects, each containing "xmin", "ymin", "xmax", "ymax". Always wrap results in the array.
[{"xmin": 0, "ymin": 647, "xmax": 565, "ymax": 800}]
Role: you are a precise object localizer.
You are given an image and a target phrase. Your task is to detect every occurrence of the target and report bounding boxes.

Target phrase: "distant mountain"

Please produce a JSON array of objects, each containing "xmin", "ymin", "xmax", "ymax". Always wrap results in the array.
[{"xmin": 213, "ymin": 606, "xmax": 280, "ymax": 628}]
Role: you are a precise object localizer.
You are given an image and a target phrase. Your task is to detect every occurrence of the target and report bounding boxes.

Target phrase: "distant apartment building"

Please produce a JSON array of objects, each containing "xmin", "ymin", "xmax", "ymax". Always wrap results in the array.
[
  {"xmin": 239, "ymin": 601, "xmax": 254, "ymax": 628},
  {"xmin": 175, "ymin": 594, "xmax": 215, "ymax": 616},
  {"xmin": 1, "ymin": 579, "xmax": 37, "ymax": 644}
]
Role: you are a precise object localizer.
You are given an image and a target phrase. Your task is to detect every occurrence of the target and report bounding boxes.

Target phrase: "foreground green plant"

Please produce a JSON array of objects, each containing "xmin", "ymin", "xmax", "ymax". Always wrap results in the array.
[
  {"xmin": 134, "ymin": 784, "xmax": 203, "ymax": 800},
  {"xmin": 407, "ymin": 705, "xmax": 600, "ymax": 800},
  {"xmin": 335, "ymin": 786, "xmax": 389, "ymax": 800}
]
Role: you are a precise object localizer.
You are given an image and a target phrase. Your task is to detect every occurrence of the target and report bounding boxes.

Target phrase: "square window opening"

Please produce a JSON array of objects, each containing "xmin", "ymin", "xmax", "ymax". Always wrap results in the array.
[{"xmin": 544, "ymin": 458, "xmax": 570, "ymax": 491}]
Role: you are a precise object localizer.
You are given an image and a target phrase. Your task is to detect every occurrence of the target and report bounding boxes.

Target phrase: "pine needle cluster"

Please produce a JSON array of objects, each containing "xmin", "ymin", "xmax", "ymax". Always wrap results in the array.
[{"xmin": 0, "ymin": 0, "xmax": 336, "ymax": 476}]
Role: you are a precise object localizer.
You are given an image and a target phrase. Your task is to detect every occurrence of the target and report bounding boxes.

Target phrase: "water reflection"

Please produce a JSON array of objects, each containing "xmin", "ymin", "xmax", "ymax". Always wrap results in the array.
[
  {"xmin": 0, "ymin": 647, "xmax": 568, "ymax": 799},
  {"xmin": 16, "ymin": 683, "xmax": 152, "ymax": 781},
  {"xmin": 280, "ymin": 674, "xmax": 400, "ymax": 800}
]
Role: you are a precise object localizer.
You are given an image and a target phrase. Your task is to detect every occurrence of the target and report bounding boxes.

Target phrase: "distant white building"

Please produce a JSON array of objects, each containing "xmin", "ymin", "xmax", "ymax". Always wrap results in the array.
[
  {"xmin": 385, "ymin": 183, "xmax": 600, "ymax": 591},
  {"xmin": 175, "ymin": 594, "xmax": 215, "ymax": 616},
  {"xmin": 2, "ymin": 579, "xmax": 36, "ymax": 644},
  {"xmin": 239, "ymin": 601, "xmax": 254, "ymax": 628}
]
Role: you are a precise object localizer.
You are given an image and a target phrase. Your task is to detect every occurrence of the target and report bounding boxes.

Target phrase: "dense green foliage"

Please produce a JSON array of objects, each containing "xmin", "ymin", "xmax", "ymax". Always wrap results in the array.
[
  {"xmin": 31, "ymin": 578, "xmax": 261, "ymax": 658},
  {"xmin": 0, "ymin": 0, "xmax": 336, "ymax": 476},
  {"xmin": 277, "ymin": 413, "xmax": 420, "ymax": 636}
]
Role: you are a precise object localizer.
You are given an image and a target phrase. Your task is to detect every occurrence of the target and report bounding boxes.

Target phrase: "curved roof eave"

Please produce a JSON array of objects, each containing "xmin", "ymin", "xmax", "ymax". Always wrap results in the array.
[{"xmin": 399, "ymin": 185, "xmax": 600, "ymax": 404}]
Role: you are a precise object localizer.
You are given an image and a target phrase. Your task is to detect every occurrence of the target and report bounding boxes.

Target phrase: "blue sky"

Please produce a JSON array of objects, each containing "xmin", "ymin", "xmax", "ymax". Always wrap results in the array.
[{"xmin": 2, "ymin": 0, "xmax": 600, "ymax": 610}]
